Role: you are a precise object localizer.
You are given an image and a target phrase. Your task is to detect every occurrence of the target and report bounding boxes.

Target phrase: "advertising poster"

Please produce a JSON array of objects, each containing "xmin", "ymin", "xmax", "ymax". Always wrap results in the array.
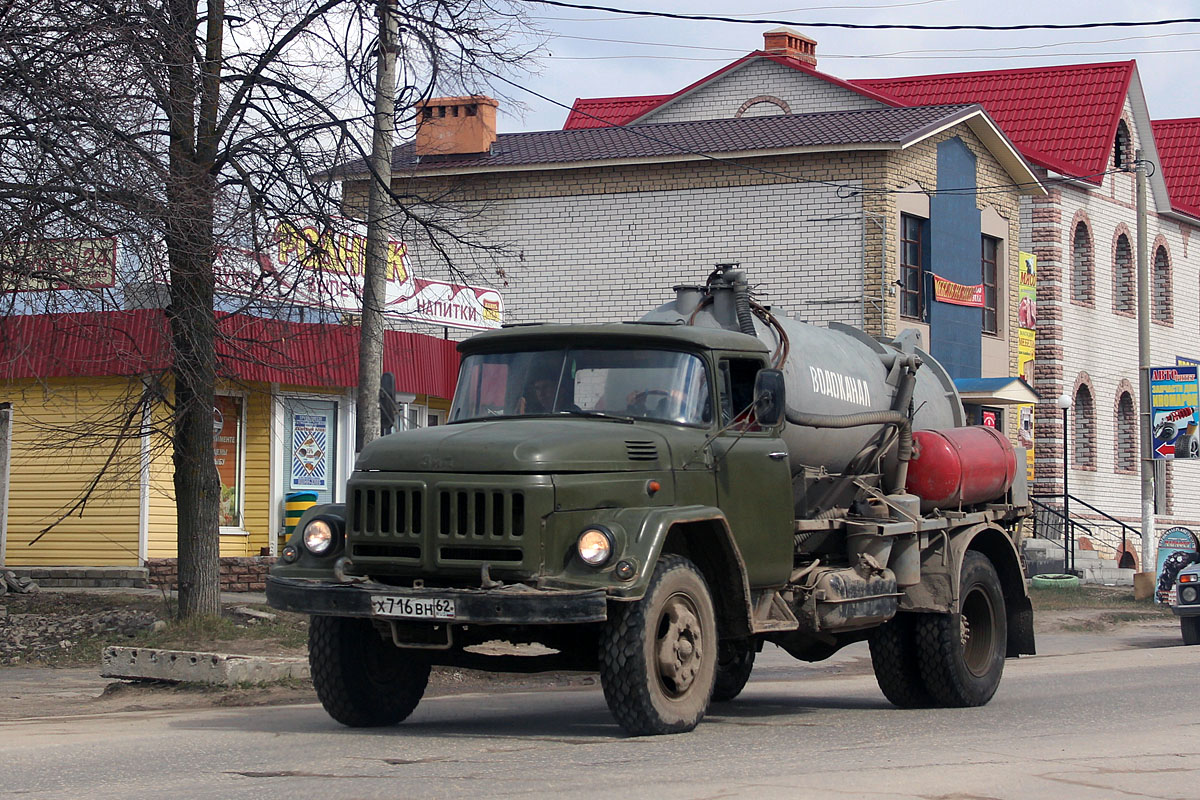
[
  {"xmin": 1155, "ymin": 527, "xmax": 1200, "ymax": 604},
  {"xmin": 0, "ymin": 237, "xmax": 118, "ymax": 292},
  {"xmin": 213, "ymin": 396, "xmax": 242, "ymax": 528},
  {"xmin": 1017, "ymin": 252, "xmax": 1036, "ymax": 481},
  {"xmin": 931, "ymin": 274, "xmax": 984, "ymax": 307},
  {"xmin": 1149, "ymin": 365, "xmax": 1200, "ymax": 460},
  {"xmin": 291, "ymin": 413, "xmax": 330, "ymax": 490}
]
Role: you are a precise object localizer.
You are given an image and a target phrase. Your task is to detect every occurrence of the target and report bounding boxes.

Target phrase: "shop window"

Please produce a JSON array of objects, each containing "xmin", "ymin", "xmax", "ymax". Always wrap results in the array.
[
  {"xmin": 900, "ymin": 214, "xmax": 926, "ymax": 321},
  {"xmin": 1153, "ymin": 244, "xmax": 1173, "ymax": 323},
  {"xmin": 214, "ymin": 395, "xmax": 245, "ymax": 530},
  {"xmin": 1072, "ymin": 221, "xmax": 1094, "ymax": 303},
  {"xmin": 981, "ymin": 235, "xmax": 1000, "ymax": 335},
  {"xmin": 1113, "ymin": 233, "xmax": 1134, "ymax": 313},
  {"xmin": 1073, "ymin": 385, "xmax": 1096, "ymax": 469}
]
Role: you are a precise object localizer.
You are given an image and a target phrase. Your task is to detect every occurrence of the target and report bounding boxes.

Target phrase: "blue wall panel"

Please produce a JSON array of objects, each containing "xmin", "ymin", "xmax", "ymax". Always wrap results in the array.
[{"xmin": 929, "ymin": 137, "xmax": 982, "ymax": 380}]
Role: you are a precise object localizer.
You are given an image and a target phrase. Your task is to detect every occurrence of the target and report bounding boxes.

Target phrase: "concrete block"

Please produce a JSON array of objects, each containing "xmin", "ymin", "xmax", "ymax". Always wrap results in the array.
[{"xmin": 101, "ymin": 646, "xmax": 309, "ymax": 685}]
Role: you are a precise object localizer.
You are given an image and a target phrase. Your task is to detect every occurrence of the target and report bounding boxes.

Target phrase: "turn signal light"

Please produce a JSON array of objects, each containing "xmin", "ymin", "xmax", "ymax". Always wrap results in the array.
[{"xmin": 1180, "ymin": 573, "xmax": 1197, "ymax": 583}]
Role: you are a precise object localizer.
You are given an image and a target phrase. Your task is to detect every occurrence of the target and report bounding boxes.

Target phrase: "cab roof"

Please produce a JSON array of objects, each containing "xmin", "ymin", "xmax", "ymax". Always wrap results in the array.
[{"xmin": 458, "ymin": 322, "xmax": 770, "ymax": 355}]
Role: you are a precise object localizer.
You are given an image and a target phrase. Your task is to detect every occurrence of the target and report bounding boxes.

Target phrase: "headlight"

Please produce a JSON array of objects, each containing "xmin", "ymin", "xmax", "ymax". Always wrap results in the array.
[
  {"xmin": 1182, "ymin": 586, "xmax": 1198, "ymax": 604},
  {"xmin": 303, "ymin": 519, "xmax": 335, "ymax": 555},
  {"xmin": 577, "ymin": 527, "xmax": 614, "ymax": 567}
]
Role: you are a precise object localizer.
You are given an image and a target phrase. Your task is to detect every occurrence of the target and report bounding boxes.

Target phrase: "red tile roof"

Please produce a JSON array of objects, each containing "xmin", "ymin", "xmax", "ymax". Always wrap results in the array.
[
  {"xmin": 852, "ymin": 62, "xmax": 1135, "ymax": 185},
  {"xmin": 1152, "ymin": 118, "xmax": 1200, "ymax": 220},
  {"xmin": 561, "ymin": 52, "xmax": 899, "ymax": 130},
  {"xmin": 564, "ymin": 94, "xmax": 672, "ymax": 129},
  {"xmin": 0, "ymin": 310, "xmax": 460, "ymax": 398}
]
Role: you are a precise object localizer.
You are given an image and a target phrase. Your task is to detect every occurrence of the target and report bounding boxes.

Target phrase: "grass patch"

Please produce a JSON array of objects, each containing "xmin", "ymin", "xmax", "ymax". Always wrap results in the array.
[{"xmin": 1029, "ymin": 584, "xmax": 1161, "ymax": 612}]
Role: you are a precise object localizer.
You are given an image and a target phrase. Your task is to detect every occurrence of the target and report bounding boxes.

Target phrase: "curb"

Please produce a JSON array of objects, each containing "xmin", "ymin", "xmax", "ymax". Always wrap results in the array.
[{"xmin": 101, "ymin": 646, "xmax": 309, "ymax": 685}]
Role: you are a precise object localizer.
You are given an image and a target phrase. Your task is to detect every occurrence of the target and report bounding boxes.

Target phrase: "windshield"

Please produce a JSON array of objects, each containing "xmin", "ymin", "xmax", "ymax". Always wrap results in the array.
[{"xmin": 450, "ymin": 347, "xmax": 712, "ymax": 426}]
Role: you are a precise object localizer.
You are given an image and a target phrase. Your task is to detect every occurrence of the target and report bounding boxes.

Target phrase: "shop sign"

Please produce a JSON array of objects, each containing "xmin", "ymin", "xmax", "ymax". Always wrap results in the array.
[
  {"xmin": 1149, "ymin": 366, "xmax": 1200, "ymax": 459},
  {"xmin": 1017, "ymin": 252, "xmax": 1036, "ymax": 482},
  {"xmin": 931, "ymin": 274, "xmax": 984, "ymax": 308},
  {"xmin": 291, "ymin": 413, "xmax": 330, "ymax": 491},
  {"xmin": 1, "ymin": 237, "xmax": 118, "ymax": 291},
  {"xmin": 214, "ymin": 221, "xmax": 503, "ymax": 330},
  {"xmin": 1155, "ymin": 527, "xmax": 1200, "ymax": 604},
  {"xmin": 213, "ymin": 396, "xmax": 243, "ymax": 528}
]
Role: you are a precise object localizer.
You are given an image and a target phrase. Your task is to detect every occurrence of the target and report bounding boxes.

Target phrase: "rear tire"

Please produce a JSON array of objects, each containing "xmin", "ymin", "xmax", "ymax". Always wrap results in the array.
[
  {"xmin": 869, "ymin": 612, "xmax": 934, "ymax": 708},
  {"xmin": 599, "ymin": 555, "xmax": 718, "ymax": 735},
  {"xmin": 916, "ymin": 551, "xmax": 1007, "ymax": 707},
  {"xmin": 1182, "ymin": 616, "xmax": 1200, "ymax": 645},
  {"xmin": 711, "ymin": 638, "xmax": 756, "ymax": 702},
  {"xmin": 308, "ymin": 615, "xmax": 430, "ymax": 727}
]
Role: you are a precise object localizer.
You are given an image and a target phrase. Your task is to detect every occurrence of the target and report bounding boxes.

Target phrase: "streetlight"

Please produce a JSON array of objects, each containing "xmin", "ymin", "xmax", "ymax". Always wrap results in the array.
[{"xmin": 1056, "ymin": 392, "xmax": 1073, "ymax": 574}]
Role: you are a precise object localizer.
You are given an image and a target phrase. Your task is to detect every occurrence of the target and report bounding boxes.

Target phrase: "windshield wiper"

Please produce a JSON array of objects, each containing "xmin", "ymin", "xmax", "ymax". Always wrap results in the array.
[{"xmin": 555, "ymin": 409, "xmax": 636, "ymax": 423}]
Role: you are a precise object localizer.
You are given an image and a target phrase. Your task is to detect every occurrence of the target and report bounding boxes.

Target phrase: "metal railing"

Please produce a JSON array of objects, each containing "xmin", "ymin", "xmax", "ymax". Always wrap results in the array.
[{"xmin": 1030, "ymin": 493, "xmax": 1141, "ymax": 574}]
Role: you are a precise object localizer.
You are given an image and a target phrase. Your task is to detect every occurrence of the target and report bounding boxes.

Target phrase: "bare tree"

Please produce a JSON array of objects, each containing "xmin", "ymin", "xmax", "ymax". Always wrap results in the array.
[{"xmin": 0, "ymin": 0, "xmax": 537, "ymax": 616}]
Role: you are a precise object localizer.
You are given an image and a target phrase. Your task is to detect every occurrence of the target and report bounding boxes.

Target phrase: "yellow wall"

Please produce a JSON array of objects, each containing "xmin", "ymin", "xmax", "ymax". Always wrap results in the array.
[{"xmin": 2, "ymin": 377, "xmax": 144, "ymax": 566}]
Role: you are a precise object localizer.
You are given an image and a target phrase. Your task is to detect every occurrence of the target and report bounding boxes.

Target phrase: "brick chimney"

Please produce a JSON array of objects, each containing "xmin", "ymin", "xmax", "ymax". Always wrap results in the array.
[
  {"xmin": 762, "ymin": 27, "xmax": 817, "ymax": 66},
  {"xmin": 414, "ymin": 96, "xmax": 499, "ymax": 157}
]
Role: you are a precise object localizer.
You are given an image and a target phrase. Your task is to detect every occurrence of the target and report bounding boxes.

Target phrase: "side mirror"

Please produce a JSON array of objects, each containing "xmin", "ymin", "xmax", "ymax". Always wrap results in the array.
[{"xmin": 753, "ymin": 369, "xmax": 786, "ymax": 427}]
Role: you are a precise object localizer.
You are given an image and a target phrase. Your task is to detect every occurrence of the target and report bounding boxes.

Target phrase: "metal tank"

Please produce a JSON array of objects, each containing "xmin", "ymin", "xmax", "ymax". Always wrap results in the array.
[{"xmin": 640, "ymin": 267, "xmax": 965, "ymax": 476}]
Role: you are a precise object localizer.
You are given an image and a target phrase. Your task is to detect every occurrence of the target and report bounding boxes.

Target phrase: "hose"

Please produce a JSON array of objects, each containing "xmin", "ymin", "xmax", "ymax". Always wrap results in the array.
[
  {"xmin": 734, "ymin": 278, "xmax": 757, "ymax": 336},
  {"xmin": 784, "ymin": 407, "xmax": 913, "ymax": 492}
]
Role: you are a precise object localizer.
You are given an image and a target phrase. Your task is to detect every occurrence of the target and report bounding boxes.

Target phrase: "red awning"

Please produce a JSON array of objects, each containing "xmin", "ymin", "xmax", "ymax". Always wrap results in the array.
[{"xmin": 0, "ymin": 309, "xmax": 460, "ymax": 399}]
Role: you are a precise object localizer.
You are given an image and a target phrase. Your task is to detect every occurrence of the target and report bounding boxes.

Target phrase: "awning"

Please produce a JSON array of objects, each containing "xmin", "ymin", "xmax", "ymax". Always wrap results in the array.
[{"xmin": 954, "ymin": 376, "xmax": 1039, "ymax": 406}]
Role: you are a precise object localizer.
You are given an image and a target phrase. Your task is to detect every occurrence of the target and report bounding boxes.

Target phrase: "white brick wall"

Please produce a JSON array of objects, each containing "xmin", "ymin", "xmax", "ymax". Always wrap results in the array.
[
  {"xmin": 640, "ymin": 58, "xmax": 885, "ymax": 124},
  {"xmin": 409, "ymin": 181, "xmax": 865, "ymax": 342},
  {"xmin": 1028, "ymin": 95, "xmax": 1200, "ymax": 534}
]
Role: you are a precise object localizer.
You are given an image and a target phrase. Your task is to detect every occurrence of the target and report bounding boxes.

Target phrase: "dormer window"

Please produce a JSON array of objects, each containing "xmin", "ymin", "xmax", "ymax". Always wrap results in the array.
[{"xmin": 1113, "ymin": 120, "xmax": 1131, "ymax": 171}]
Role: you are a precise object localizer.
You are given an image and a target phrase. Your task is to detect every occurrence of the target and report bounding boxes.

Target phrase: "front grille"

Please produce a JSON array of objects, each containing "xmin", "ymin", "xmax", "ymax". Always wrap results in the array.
[
  {"xmin": 349, "ymin": 479, "xmax": 538, "ymax": 571},
  {"xmin": 436, "ymin": 489, "xmax": 525, "ymax": 538}
]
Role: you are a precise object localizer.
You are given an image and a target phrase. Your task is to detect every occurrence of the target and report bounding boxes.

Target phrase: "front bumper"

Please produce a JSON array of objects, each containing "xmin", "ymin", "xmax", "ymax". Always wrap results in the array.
[
  {"xmin": 1171, "ymin": 604, "xmax": 1200, "ymax": 618},
  {"xmin": 266, "ymin": 575, "xmax": 609, "ymax": 625}
]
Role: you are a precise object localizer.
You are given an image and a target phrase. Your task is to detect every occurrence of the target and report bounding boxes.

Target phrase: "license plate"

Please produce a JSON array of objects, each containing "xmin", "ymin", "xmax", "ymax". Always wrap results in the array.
[{"xmin": 370, "ymin": 595, "xmax": 456, "ymax": 620}]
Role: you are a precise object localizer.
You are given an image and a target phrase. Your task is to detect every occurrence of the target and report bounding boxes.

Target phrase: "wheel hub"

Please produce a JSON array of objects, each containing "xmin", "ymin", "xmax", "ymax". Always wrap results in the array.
[{"xmin": 656, "ymin": 594, "xmax": 704, "ymax": 694}]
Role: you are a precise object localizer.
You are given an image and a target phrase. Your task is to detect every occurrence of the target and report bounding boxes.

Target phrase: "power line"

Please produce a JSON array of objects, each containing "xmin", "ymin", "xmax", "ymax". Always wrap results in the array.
[
  {"xmin": 528, "ymin": 0, "xmax": 957, "ymax": 22},
  {"xmin": 519, "ymin": 1, "xmax": 1200, "ymax": 32}
]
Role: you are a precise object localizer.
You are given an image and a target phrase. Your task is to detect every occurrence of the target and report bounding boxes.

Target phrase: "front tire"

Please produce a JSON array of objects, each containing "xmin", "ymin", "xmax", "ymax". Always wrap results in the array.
[
  {"xmin": 308, "ymin": 615, "xmax": 430, "ymax": 727},
  {"xmin": 916, "ymin": 551, "xmax": 1007, "ymax": 707},
  {"xmin": 599, "ymin": 555, "xmax": 718, "ymax": 735},
  {"xmin": 870, "ymin": 612, "xmax": 934, "ymax": 708},
  {"xmin": 1182, "ymin": 616, "xmax": 1200, "ymax": 645}
]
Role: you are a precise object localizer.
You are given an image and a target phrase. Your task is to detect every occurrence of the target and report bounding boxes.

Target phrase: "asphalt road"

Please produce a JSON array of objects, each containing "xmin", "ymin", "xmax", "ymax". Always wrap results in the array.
[{"xmin": 2, "ymin": 621, "xmax": 1196, "ymax": 800}]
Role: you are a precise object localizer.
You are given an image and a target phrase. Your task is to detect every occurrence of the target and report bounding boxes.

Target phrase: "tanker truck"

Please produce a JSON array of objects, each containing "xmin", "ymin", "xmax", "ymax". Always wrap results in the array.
[{"xmin": 266, "ymin": 265, "xmax": 1034, "ymax": 736}]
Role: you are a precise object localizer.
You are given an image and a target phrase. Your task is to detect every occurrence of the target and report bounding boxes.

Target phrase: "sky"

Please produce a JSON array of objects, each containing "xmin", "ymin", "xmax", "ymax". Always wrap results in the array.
[{"xmin": 490, "ymin": 0, "xmax": 1200, "ymax": 133}]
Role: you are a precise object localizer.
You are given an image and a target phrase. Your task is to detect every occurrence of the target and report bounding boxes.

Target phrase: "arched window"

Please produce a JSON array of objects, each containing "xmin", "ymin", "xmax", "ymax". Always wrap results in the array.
[
  {"xmin": 1072, "ymin": 221, "xmax": 1093, "ymax": 303},
  {"xmin": 1115, "ymin": 391, "xmax": 1137, "ymax": 473},
  {"xmin": 1073, "ymin": 385, "xmax": 1096, "ymax": 468},
  {"xmin": 1153, "ymin": 244, "xmax": 1173, "ymax": 323},
  {"xmin": 1114, "ymin": 233, "xmax": 1134, "ymax": 313},
  {"xmin": 1114, "ymin": 120, "xmax": 1132, "ymax": 171}
]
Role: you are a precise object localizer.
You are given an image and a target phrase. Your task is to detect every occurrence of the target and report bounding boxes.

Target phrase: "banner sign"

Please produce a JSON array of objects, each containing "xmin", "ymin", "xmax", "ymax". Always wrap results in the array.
[
  {"xmin": 1017, "ymin": 252, "xmax": 1036, "ymax": 481},
  {"xmin": 1, "ymin": 237, "xmax": 118, "ymax": 291},
  {"xmin": 931, "ymin": 273, "xmax": 984, "ymax": 308},
  {"xmin": 1155, "ymin": 527, "xmax": 1200, "ymax": 604},
  {"xmin": 291, "ymin": 412, "xmax": 330, "ymax": 490},
  {"xmin": 213, "ymin": 221, "xmax": 503, "ymax": 331},
  {"xmin": 1149, "ymin": 365, "xmax": 1200, "ymax": 460},
  {"xmin": 213, "ymin": 396, "xmax": 243, "ymax": 528}
]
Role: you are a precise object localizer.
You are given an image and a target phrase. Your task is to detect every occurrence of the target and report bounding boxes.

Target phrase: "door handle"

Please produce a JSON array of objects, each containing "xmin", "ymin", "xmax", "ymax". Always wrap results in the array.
[{"xmin": 767, "ymin": 452, "xmax": 788, "ymax": 460}]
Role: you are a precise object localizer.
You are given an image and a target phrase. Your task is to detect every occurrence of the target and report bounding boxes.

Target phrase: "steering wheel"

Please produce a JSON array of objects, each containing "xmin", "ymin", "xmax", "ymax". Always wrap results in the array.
[{"xmin": 628, "ymin": 389, "xmax": 672, "ymax": 415}]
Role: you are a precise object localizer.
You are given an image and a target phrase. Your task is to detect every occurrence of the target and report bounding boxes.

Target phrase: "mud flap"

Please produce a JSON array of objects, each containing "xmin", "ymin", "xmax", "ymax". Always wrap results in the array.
[{"xmin": 1006, "ymin": 593, "xmax": 1035, "ymax": 656}]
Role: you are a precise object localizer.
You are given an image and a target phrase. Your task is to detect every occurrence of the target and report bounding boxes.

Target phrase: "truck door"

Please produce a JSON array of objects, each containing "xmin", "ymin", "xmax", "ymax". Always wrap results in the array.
[{"xmin": 711, "ymin": 355, "xmax": 794, "ymax": 588}]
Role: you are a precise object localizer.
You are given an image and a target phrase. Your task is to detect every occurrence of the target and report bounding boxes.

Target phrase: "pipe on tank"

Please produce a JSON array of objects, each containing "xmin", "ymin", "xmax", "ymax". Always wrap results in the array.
[
  {"xmin": 733, "ymin": 276, "xmax": 757, "ymax": 337},
  {"xmin": 784, "ymin": 408, "xmax": 913, "ymax": 493}
]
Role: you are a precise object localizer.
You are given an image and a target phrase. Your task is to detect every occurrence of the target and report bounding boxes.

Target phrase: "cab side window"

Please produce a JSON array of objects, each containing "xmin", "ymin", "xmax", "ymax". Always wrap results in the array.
[{"xmin": 719, "ymin": 357, "xmax": 765, "ymax": 427}]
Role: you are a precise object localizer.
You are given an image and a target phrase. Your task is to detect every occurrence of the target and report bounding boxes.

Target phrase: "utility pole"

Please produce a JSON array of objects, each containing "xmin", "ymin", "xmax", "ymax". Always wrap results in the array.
[
  {"xmin": 1136, "ymin": 149, "xmax": 1155, "ymax": 577},
  {"xmin": 357, "ymin": 0, "xmax": 398, "ymax": 453}
]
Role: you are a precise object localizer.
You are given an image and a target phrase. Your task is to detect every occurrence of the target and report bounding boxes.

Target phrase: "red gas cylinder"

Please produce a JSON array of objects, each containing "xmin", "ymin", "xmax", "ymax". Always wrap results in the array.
[{"xmin": 905, "ymin": 426, "xmax": 1017, "ymax": 512}]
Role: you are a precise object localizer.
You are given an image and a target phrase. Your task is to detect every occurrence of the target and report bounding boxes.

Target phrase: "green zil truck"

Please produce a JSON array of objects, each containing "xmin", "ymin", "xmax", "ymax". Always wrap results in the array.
[{"xmin": 267, "ymin": 268, "xmax": 1034, "ymax": 736}]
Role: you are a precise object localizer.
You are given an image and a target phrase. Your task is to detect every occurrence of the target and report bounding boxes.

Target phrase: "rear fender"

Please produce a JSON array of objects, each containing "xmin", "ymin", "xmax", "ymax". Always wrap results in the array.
[{"xmin": 946, "ymin": 523, "xmax": 1035, "ymax": 657}]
